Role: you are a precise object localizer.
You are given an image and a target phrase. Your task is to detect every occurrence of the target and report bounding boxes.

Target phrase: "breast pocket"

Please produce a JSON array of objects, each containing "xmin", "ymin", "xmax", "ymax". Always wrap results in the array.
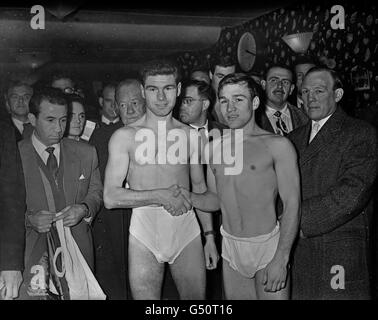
[{"xmin": 76, "ymin": 177, "xmax": 90, "ymax": 202}]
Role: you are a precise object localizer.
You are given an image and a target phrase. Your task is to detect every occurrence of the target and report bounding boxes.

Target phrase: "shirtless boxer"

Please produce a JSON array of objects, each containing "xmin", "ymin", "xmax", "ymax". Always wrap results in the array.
[
  {"xmin": 103, "ymin": 60, "xmax": 218, "ymax": 300},
  {"xmin": 199, "ymin": 73, "xmax": 301, "ymax": 299}
]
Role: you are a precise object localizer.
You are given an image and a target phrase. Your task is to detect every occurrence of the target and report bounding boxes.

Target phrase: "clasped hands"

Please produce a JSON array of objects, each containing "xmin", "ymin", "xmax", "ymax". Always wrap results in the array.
[
  {"xmin": 161, "ymin": 184, "xmax": 192, "ymax": 216},
  {"xmin": 27, "ymin": 204, "xmax": 88, "ymax": 233}
]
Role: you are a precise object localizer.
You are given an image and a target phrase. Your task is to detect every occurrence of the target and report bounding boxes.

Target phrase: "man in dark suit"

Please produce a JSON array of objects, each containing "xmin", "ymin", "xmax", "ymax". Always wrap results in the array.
[
  {"xmin": 98, "ymin": 82, "xmax": 120, "ymax": 126},
  {"xmin": 179, "ymin": 79, "xmax": 226, "ymax": 299},
  {"xmin": 4, "ymin": 81, "xmax": 34, "ymax": 142},
  {"xmin": 0, "ymin": 119, "xmax": 26, "ymax": 300},
  {"xmin": 90, "ymin": 79, "xmax": 146, "ymax": 300},
  {"xmin": 17, "ymin": 87, "xmax": 103, "ymax": 299},
  {"xmin": 288, "ymin": 67, "xmax": 378, "ymax": 299},
  {"xmin": 258, "ymin": 65, "xmax": 308, "ymax": 135}
]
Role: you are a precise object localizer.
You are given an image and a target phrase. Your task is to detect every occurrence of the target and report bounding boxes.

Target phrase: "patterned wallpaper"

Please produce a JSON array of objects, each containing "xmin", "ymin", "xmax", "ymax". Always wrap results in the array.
[{"xmin": 175, "ymin": 0, "xmax": 377, "ymax": 118}]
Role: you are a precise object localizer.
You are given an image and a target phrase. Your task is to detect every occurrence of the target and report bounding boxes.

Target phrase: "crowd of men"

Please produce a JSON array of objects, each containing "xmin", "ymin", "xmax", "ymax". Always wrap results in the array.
[{"xmin": 0, "ymin": 55, "xmax": 377, "ymax": 300}]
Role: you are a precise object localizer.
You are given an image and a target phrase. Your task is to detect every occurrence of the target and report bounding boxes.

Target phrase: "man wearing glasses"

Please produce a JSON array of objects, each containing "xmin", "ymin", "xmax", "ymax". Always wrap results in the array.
[{"xmin": 257, "ymin": 65, "xmax": 308, "ymax": 136}]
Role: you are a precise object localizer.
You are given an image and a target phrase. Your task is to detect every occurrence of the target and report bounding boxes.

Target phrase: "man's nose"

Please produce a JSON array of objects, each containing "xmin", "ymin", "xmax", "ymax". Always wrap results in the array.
[
  {"xmin": 226, "ymin": 102, "xmax": 235, "ymax": 112},
  {"xmin": 157, "ymin": 89, "xmax": 166, "ymax": 101},
  {"xmin": 127, "ymin": 105, "xmax": 135, "ymax": 114}
]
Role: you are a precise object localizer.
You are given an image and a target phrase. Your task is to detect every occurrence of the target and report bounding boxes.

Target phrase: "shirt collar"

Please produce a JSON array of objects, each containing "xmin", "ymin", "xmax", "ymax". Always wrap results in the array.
[
  {"xmin": 12, "ymin": 116, "xmax": 30, "ymax": 133},
  {"xmin": 189, "ymin": 120, "xmax": 208, "ymax": 132},
  {"xmin": 266, "ymin": 104, "xmax": 290, "ymax": 118},
  {"xmin": 311, "ymin": 113, "xmax": 333, "ymax": 131},
  {"xmin": 31, "ymin": 132, "xmax": 61, "ymax": 164},
  {"xmin": 101, "ymin": 115, "xmax": 120, "ymax": 125}
]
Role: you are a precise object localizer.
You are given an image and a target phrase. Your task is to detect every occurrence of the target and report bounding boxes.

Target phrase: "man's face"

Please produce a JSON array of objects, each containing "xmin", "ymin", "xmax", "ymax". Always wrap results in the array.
[
  {"xmin": 142, "ymin": 75, "xmax": 181, "ymax": 118},
  {"xmin": 219, "ymin": 82, "xmax": 256, "ymax": 129},
  {"xmin": 100, "ymin": 86, "xmax": 117, "ymax": 120},
  {"xmin": 262, "ymin": 67, "xmax": 294, "ymax": 108},
  {"xmin": 301, "ymin": 71, "xmax": 340, "ymax": 121},
  {"xmin": 211, "ymin": 65, "xmax": 236, "ymax": 92},
  {"xmin": 68, "ymin": 101, "xmax": 86, "ymax": 137},
  {"xmin": 179, "ymin": 85, "xmax": 206, "ymax": 125},
  {"xmin": 51, "ymin": 78, "xmax": 75, "ymax": 92},
  {"xmin": 295, "ymin": 63, "xmax": 315, "ymax": 96},
  {"xmin": 116, "ymin": 84, "xmax": 146, "ymax": 125},
  {"xmin": 35, "ymin": 100, "xmax": 67, "ymax": 146},
  {"xmin": 191, "ymin": 71, "xmax": 211, "ymax": 85},
  {"xmin": 6, "ymin": 85, "xmax": 33, "ymax": 118}
]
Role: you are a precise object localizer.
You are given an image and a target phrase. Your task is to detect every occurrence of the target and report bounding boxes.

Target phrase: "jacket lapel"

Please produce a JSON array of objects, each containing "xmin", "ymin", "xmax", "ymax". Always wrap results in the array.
[
  {"xmin": 61, "ymin": 139, "xmax": 80, "ymax": 204},
  {"xmin": 299, "ymin": 107, "xmax": 345, "ymax": 167}
]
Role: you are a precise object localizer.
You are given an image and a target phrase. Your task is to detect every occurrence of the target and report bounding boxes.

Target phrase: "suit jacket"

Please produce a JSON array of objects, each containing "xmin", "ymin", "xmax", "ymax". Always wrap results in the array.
[
  {"xmin": 256, "ymin": 102, "xmax": 309, "ymax": 134},
  {"xmin": 89, "ymin": 122, "xmax": 131, "ymax": 299},
  {"xmin": 0, "ymin": 119, "xmax": 26, "ymax": 271},
  {"xmin": 288, "ymin": 107, "xmax": 378, "ymax": 299},
  {"xmin": 18, "ymin": 137, "xmax": 103, "ymax": 270}
]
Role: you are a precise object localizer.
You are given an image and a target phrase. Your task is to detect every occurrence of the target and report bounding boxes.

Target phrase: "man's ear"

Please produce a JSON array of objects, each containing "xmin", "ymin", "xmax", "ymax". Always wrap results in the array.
[
  {"xmin": 252, "ymin": 96, "xmax": 260, "ymax": 110},
  {"xmin": 209, "ymin": 71, "xmax": 213, "ymax": 81},
  {"xmin": 261, "ymin": 80, "xmax": 266, "ymax": 90},
  {"xmin": 176, "ymin": 82, "xmax": 181, "ymax": 97},
  {"xmin": 289, "ymin": 84, "xmax": 295, "ymax": 95},
  {"xmin": 140, "ymin": 84, "xmax": 146, "ymax": 99},
  {"xmin": 98, "ymin": 97, "xmax": 104, "ymax": 108},
  {"xmin": 335, "ymin": 88, "xmax": 344, "ymax": 103},
  {"xmin": 28, "ymin": 113, "xmax": 36, "ymax": 126},
  {"xmin": 202, "ymin": 99, "xmax": 210, "ymax": 112}
]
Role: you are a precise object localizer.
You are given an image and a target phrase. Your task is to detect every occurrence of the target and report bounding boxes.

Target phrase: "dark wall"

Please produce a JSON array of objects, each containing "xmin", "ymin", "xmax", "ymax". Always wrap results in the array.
[{"xmin": 175, "ymin": 0, "xmax": 377, "ymax": 120}]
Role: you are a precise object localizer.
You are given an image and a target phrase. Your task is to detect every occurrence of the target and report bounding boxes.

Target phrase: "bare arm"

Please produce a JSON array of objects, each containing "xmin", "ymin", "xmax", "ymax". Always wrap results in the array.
[
  {"xmin": 262, "ymin": 137, "xmax": 301, "ymax": 292},
  {"xmin": 103, "ymin": 128, "xmax": 191, "ymax": 214}
]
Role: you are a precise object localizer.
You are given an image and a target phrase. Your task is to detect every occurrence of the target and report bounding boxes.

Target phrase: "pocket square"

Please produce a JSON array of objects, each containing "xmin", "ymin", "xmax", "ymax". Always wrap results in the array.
[{"xmin": 79, "ymin": 174, "xmax": 85, "ymax": 180}]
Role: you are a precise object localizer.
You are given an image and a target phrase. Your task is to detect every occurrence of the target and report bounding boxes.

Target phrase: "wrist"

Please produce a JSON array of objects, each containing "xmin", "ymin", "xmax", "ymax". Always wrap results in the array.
[
  {"xmin": 81, "ymin": 203, "xmax": 90, "ymax": 219},
  {"xmin": 203, "ymin": 230, "xmax": 216, "ymax": 238}
]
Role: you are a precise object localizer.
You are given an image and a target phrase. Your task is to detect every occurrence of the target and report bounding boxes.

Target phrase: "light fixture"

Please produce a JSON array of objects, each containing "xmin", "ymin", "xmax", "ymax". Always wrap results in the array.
[
  {"xmin": 281, "ymin": 32, "xmax": 313, "ymax": 54},
  {"xmin": 16, "ymin": 52, "xmax": 51, "ymax": 69}
]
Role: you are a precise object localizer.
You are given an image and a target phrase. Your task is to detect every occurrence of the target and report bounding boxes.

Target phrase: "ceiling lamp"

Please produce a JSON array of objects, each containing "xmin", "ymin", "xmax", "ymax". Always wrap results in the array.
[
  {"xmin": 16, "ymin": 52, "xmax": 51, "ymax": 69},
  {"xmin": 281, "ymin": 32, "xmax": 313, "ymax": 54}
]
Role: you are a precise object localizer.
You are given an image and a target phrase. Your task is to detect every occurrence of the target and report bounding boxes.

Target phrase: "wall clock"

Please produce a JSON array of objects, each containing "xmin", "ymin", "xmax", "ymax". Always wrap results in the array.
[{"xmin": 237, "ymin": 32, "xmax": 257, "ymax": 72}]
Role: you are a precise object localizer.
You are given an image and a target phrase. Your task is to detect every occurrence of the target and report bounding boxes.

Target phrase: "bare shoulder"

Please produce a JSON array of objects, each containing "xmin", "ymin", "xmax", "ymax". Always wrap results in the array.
[
  {"xmin": 172, "ymin": 118, "xmax": 192, "ymax": 133},
  {"xmin": 261, "ymin": 134, "xmax": 297, "ymax": 159},
  {"xmin": 109, "ymin": 125, "xmax": 137, "ymax": 147}
]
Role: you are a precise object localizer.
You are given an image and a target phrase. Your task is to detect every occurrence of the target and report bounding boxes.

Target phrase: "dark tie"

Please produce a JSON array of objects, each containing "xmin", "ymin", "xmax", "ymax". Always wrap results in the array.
[
  {"xmin": 22, "ymin": 123, "xmax": 34, "ymax": 139},
  {"xmin": 273, "ymin": 111, "xmax": 289, "ymax": 136},
  {"xmin": 46, "ymin": 147, "xmax": 58, "ymax": 180}
]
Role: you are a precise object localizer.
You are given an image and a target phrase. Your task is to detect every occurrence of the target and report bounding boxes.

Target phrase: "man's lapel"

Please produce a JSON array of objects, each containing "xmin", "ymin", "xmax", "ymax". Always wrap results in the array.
[
  {"xmin": 299, "ymin": 107, "xmax": 344, "ymax": 167},
  {"xmin": 61, "ymin": 139, "xmax": 80, "ymax": 204},
  {"xmin": 261, "ymin": 110, "xmax": 275, "ymax": 133}
]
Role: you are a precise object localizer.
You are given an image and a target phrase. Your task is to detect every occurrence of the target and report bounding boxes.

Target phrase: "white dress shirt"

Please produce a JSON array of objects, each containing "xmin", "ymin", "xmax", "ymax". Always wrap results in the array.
[
  {"xmin": 309, "ymin": 113, "xmax": 333, "ymax": 143},
  {"xmin": 101, "ymin": 115, "xmax": 120, "ymax": 125},
  {"xmin": 266, "ymin": 104, "xmax": 293, "ymax": 134},
  {"xmin": 12, "ymin": 117, "xmax": 30, "ymax": 134},
  {"xmin": 31, "ymin": 132, "xmax": 61, "ymax": 166}
]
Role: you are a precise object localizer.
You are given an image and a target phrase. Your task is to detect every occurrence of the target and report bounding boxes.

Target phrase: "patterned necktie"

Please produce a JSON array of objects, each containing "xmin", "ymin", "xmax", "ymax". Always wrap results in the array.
[
  {"xmin": 46, "ymin": 147, "xmax": 58, "ymax": 180},
  {"xmin": 22, "ymin": 123, "xmax": 34, "ymax": 139},
  {"xmin": 273, "ymin": 111, "xmax": 289, "ymax": 136},
  {"xmin": 309, "ymin": 121, "xmax": 320, "ymax": 143}
]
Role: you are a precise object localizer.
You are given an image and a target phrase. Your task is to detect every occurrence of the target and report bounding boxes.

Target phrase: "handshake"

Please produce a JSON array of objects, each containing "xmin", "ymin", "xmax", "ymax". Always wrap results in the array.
[{"xmin": 161, "ymin": 184, "xmax": 193, "ymax": 216}]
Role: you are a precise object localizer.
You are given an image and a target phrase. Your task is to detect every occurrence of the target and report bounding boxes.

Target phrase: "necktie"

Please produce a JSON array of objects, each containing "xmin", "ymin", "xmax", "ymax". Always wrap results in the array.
[
  {"xmin": 22, "ymin": 123, "xmax": 34, "ymax": 139},
  {"xmin": 46, "ymin": 147, "xmax": 58, "ymax": 180},
  {"xmin": 197, "ymin": 127, "xmax": 207, "ymax": 163},
  {"xmin": 273, "ymin": 111, "xmax": 289, "ymax": 136},
  {"xmin": 309, "ymin": 121, "xmax": 320, "ymax": 143}
]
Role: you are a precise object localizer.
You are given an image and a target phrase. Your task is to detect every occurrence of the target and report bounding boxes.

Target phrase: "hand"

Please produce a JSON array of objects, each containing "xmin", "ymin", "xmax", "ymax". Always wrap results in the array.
[
  {"xmin": 27, "ymin": 210, "xmax": 55, "ymax": 233},
  {"xmin": 53, "ymin": 204, "xmax": 87, "ymax": 227},
  {"xmin": 204, "ymin": 236, "xmax": 219, "ymax": 270},
  {"xmin": 161, "ymin": 185, "xmax": 192, "ymax": 216},
  {"xmin": 261, "ymin": 256, "xmax": 288, "ymax": 292},
  {"xmin": 0, "ymin": 270, "xmax": 22, "ymax": 300}
]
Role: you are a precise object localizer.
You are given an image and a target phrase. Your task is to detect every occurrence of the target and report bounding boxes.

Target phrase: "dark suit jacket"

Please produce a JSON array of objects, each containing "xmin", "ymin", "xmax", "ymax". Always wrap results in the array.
[
  {"xmin": 256, "ymin": 102, "xmax": 309, "ymax": 133},
  {"xmin": 19, "ymin": 137, "xmax": 103, "ymax": 270},
  {"xmin": 288, "ymin": 107, "xmax": 378, "ymax": 299},
  {"xmin": 0, "ymin": 120, "xmax": 26, "ymax": 271},
  {"xmin": 89, "ymin": 122, "xmax": 131, "ymax": 299}
]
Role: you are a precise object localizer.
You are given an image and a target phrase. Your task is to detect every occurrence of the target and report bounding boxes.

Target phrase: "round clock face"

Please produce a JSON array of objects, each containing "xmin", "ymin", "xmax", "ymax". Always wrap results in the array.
[{"xmin": 237, "ymin": 32, "xmax": 257, "ymax": 72}]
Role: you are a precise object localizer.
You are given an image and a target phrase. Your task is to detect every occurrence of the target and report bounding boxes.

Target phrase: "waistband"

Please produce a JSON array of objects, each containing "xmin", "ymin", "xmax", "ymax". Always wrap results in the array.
[
  {"xmin": 220, "ymin": 222, "xmax": 280, "ymax": 243},
  {"xmin": 132, "ymin": 205, "xmax": 194, "ymax": 215}
]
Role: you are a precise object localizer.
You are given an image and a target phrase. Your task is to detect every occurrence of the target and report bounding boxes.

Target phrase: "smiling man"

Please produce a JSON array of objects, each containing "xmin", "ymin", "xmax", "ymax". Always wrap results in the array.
[
  {"xmin": 258, "ymin": 65, "xmax": 308, "ymax": 136},
  {"xmin": 204, "ymin": 73, "xmax": 300, "ymax": 300},
  {"xmin": 104, "ymin": 60, "xmax": 218, "ymax": 300}
]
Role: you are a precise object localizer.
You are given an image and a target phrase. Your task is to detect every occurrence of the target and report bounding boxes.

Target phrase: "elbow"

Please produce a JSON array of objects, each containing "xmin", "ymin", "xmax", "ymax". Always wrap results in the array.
[{"xmin": 103, "ymin": 189, "xmax": 116, "ymax": 209}]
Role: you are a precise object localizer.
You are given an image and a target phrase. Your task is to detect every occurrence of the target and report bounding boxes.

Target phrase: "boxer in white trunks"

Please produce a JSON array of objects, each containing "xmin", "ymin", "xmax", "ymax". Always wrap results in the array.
[
  {"xmin": 191, "ymin": 73, "xmax": 301, "ymax": 299},
  {"xmin": 103, "ymin": 60, "xmax": 219, "ymax": 300}
]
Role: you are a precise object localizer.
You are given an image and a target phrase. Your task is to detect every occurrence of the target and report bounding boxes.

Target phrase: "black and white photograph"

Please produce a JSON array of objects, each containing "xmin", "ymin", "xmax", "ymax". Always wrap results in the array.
[{"xmin": 0, "ymin": 0, "xmax": 377, "ymax": 311}]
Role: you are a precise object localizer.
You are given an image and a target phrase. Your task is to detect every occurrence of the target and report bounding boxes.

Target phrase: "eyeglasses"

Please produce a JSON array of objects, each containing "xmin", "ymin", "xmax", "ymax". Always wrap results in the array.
[
  {"xmin": 182, "ymin": 97, "xmax": 204, "ymax": 105},
  {"xmin": 9, "ymin": 94, "xmax": 32, "ymax": 101},
  {"xmin": 63, "ymin": 87, "xmax": 85, "ymax": 98},
  {"xmin": 267, "ymin": 78, "xmax": 292, "ymax": 87}
]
